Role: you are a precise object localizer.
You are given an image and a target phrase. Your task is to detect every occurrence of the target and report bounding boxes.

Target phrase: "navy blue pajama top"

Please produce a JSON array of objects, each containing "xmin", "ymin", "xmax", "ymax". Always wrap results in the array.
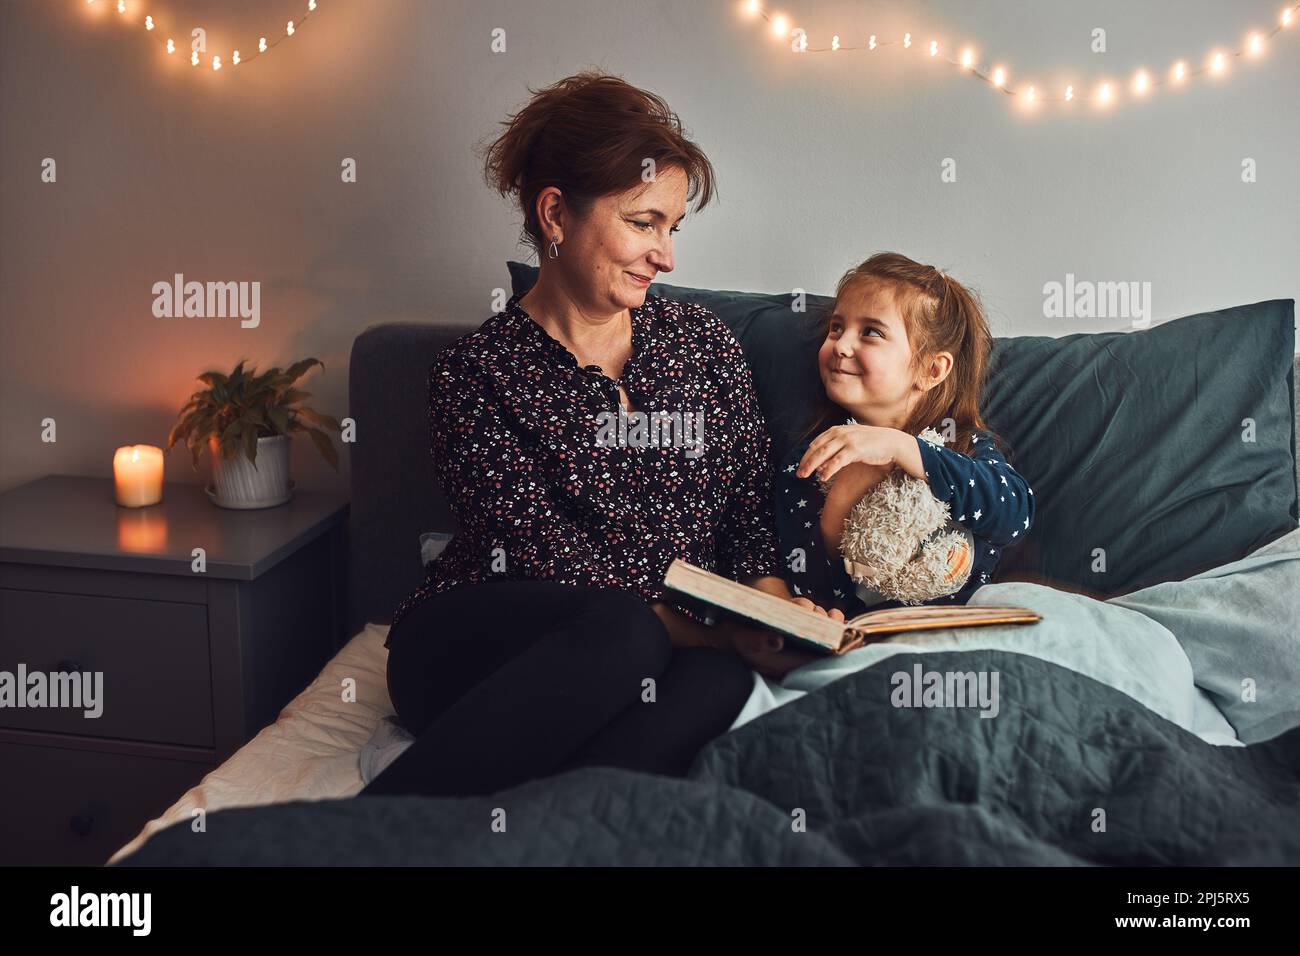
[{"xmin": 774, "ymin": 425, "xmax": 1036, "ymax": 616}]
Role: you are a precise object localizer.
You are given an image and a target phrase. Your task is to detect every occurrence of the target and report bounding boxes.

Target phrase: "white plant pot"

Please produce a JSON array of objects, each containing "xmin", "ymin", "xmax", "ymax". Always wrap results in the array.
[{"xmin": 207, "ymin": 434, "xmax": 293, "ymax": 509}]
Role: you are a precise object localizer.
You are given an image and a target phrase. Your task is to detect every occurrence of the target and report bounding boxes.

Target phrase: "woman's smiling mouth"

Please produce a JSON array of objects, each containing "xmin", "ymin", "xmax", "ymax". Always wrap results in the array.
[{"xmin": 626, "ymin": 271, "xmax": 652, "ymax": 287}]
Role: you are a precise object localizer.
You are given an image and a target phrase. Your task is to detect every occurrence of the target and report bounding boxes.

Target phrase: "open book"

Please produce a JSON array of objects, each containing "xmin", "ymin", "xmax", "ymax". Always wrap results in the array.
[{"xmin": 663, "ymin": 558, "xmax": 1042, "ymax": 655}]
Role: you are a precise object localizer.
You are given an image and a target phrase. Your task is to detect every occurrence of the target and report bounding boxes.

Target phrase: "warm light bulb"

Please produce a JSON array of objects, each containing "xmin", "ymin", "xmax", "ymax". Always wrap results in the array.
[
  {"xmin": 1172, "ymin": 61, "xmax": 1186, "ymax": 82},
  {"xmin": 903, "ymin": 33, "xmax": 912, "ymax": 48},
  {"xmin": 1134, "ymin": 70, "xmax": 1149, "ymax": 94},
  {"xmin": 287, "ymin": 20, "xmax": 295, "ymax": 35},
  {"xmin": 1098, "ymin": 82, "xmax": 1112, "ymax": 103},
  {"xmin": 868, "ymin": 35, "xmax": 877, "ymax": 50},
  {"xmin": 961, "ymin": 48, "xmax": 974, "ymax": 69},
  {"xmin": 992, "ymin": 66, "xmax": 1006, "ymax": 87},
  {"xmin": 772, "ymin": 15, "xmax": 788, "ymax": 37},
  {"xmin": 145, "ymin": 15, "xmax": 153, "ymax": 29},
  {"xmin": 1211, "ymin": 51, "xmax": 1226, "ymax": 73},
  {"xmin": 233, "ymin": 50, "xmax": 241, "ymax": 65},
  {"xmin": 309, "ymin": 0, "xmax": 317, "ymax": 10},
  {"xmin": 190, "ymin": 50, "xmax": 199, "ymax": 66},
  {"xmin": 1065, "ymin": 84, "xmax": 1074, "ymax": 101},
  {"xmin": 116, "ymin": 0, "xmax": 124, "ymax": 12},
  {"xmin": 1024, "ymin": 85, "xmax": 1037, "ymax": 104},
  {"xmin": 212, "ymin": 55, "xmax": 222, "ymax": 71},
  {"xmin": 831, "ymin": 35, "xmax": 840, "ymax": 51},
  {"xmin": 745, "ymin": 0, "xmax": 759, "ymax": 16},
  {"xmin": 929, "ymin": 40, "xmax": 938, "ymax": 57},
  {"xmin": 166, "ymin": 37, "xmax": 174, "ymax": 54},
  {"xmin": 1249, "ymin": 33, "xmax": 1264, "ymax": 55},
  {"xmin": 1284, "ymin": 9, "xmax": 1294, "ymax": 28},
  {"xmin": 259, "ymin": 36, "xmax": 267, "ymax": 52}
]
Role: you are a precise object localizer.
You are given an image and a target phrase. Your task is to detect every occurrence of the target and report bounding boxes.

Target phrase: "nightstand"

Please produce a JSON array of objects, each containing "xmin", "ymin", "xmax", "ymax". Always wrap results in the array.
[{"xmin": 0, "ymin": 475, "xmax": 348, "ymax": 865}]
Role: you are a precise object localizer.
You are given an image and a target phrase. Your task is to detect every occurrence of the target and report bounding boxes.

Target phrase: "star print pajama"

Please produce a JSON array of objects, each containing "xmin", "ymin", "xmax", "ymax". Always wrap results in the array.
[{"xmin": 774, "ymin": 427, "xmax": 1035, "ymax": 616}]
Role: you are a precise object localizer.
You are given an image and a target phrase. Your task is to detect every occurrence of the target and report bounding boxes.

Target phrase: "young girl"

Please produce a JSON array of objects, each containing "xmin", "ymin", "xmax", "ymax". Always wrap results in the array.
[{"xmin": 774, "ymin": 252, "xmax": 1035, "ymax": 618}]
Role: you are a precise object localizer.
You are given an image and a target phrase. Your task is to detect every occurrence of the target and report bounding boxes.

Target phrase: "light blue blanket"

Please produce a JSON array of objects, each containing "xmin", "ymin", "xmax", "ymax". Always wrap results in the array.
[{"xmin": 733, "ymin": 525, "xmax": 1300, "ymax": 747}]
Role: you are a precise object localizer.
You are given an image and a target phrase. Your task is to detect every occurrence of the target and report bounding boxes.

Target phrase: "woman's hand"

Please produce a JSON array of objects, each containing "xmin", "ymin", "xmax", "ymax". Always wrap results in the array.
[
  {"xmin": 797, "ymin": 424, "xmax": 904, "ymax": 483},
  {"xmin": 717, "ymin": 621, "xmax": 822, "ymax": 679}
]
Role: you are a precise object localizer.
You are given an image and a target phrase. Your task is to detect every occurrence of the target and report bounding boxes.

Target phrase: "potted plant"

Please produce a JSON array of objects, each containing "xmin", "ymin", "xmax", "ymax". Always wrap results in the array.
[{"xmin": 167, "ymin": 357, "xmax": 342, "ymax": 509}]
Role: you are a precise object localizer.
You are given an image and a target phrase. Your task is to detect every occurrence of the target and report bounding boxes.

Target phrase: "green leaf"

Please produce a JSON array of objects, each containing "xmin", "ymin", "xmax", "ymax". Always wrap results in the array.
[
  {"xmin": 303, "ymin": 426, "xmax": 339, "ymax": 471},
  {"xmin": 293, "ymin": 407, "xmax": 342, "ymax": 432},
  {"xmin": 242, "ymin": 424, "xmax": 259, "ymax": 465},
  {"xmin": 276, "ymin": 387, "xmax": 312, "ymax": 407},
  {"xmin": 266, "ymin": 406, "xmax": 291, "ymax": 435},
  {"xmin": 281, "ymin": 358, "xmax": 322, "ymax": 387},
  {"xmin": 219, "ymin": 421, "xmax": 243, "ymax": 463}
]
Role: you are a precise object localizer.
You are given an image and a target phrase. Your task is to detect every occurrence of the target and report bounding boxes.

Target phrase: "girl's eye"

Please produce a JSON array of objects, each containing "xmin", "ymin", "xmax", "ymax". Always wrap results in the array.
[{"xmin": 862, "ymin": 327, "xmax": 884, "ymax": 339}]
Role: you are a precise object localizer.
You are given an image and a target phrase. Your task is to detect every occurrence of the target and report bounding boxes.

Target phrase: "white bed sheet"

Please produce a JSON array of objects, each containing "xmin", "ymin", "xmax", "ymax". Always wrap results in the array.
[{"xmin": 107, "ymin": 622, "xmax": 394, "ymax": 865}]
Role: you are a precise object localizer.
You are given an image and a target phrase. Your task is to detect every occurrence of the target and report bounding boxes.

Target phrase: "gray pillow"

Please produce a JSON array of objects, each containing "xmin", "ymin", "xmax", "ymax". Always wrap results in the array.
[
  {"xmin": 1108, "ymin": 526, "xmax": 1300, "ymax": 744},
  {"xmin": 508, "ymin": 262, "xmax": 1298, "ymax": 598}
]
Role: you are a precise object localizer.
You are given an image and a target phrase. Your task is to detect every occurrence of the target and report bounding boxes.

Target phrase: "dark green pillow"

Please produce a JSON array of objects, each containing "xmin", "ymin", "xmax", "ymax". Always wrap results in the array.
[{"xmin": 507, "ymin": 262, "xmax": 1297, "ymax": 597}]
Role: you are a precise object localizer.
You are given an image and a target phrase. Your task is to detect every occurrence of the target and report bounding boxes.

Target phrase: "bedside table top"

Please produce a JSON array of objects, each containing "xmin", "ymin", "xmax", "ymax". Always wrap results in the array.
[{"xmin": 0, "ymin": 475, "xmax": 349, "ymax": 580}]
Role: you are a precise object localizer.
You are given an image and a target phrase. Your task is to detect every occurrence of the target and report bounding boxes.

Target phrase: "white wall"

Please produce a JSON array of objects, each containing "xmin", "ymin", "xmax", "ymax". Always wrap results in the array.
[{"xmin": 3, "ymin": 0, "xmax": 1297, "ymax": 494}]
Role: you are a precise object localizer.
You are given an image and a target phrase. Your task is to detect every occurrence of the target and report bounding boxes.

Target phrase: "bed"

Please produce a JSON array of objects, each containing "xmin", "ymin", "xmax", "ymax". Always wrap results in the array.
[{"xmin": 108, "ymin": 280, "xmax": 1300, "ymax": 866}]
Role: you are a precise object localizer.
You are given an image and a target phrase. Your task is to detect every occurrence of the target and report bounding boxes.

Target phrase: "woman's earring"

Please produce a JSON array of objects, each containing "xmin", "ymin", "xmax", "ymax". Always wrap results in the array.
[{"xmin": 547, "ymin": 236, "xmax": 560, "ymax": 259}]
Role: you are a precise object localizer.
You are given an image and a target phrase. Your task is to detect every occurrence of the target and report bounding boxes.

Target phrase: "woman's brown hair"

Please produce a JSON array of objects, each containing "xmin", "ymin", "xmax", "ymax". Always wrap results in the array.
[
  {"xmin": 482, "ymin": 70, "xmax": 718, "ymax": 256},
  {"xmin": 794, "ymin": 252, "xmax": 1010, "ymax": 461}
]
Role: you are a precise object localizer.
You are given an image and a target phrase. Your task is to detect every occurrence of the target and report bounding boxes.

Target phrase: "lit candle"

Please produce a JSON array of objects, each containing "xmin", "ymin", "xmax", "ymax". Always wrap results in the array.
[{"xmin": 113, "ymin": 445, "xmax": 165, "ymax": 507}]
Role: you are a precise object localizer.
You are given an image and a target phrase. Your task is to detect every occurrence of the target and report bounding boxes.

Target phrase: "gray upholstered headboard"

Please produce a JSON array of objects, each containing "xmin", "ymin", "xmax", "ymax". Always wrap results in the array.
[
  {"xmin": 346, "ymin": 324, "xmax": 1300, "ymax": 635},
  {"xmin": 347, "ymin": 321, "xmax": 476, "ymax": 633}
]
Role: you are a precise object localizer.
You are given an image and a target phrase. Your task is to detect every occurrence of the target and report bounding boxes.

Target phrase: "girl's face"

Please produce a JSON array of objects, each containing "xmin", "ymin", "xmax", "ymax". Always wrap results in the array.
[{"xmin": 818, "ymin": 283, "xmax": 918, "ymax": 428}]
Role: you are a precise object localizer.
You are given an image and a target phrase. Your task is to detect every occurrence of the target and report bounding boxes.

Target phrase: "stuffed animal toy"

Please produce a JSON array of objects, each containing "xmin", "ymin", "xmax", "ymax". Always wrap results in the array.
[{"xmin": 822, "ymin": 427, "xmax": 976, "ymax": 607}]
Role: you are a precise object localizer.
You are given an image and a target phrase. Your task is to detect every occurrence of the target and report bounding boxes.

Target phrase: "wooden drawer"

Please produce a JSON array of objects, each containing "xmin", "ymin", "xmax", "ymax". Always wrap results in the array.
[
  {"xmin": 0, "ymin": 737, "xmax": 214, "ymax": 866},
  {"xmin": 0, "ymin": 588, "xmax": 213, "ymax": 747}
]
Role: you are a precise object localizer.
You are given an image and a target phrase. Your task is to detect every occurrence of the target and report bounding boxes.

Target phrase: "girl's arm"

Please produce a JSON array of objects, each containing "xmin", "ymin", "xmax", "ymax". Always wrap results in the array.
[{"xmin": 893, "ymin": 429, "xmax": 1036, "ymax": 546}]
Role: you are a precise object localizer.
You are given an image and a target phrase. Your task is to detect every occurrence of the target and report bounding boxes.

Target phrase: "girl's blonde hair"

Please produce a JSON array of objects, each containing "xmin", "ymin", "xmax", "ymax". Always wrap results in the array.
[{"xmin": 795, "ymin": 252, "xmax": 1009, "ymax": 461}]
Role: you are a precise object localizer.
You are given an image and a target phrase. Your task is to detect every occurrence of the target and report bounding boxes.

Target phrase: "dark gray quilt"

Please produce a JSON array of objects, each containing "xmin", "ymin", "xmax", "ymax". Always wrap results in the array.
[{"xmin": 113, "ymin": 651, "xmax": 1300, "ymax": 866}]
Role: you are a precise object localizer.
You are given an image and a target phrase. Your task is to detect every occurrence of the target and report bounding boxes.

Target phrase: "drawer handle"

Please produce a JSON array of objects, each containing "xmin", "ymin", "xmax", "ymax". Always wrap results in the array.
[
  {"xmin": 55, "ymin": 658, "xmax": 85, "ymax": 674},
  {"xmin": 69, "ymin": 812, "xmax": 96, "ymax": 837}
]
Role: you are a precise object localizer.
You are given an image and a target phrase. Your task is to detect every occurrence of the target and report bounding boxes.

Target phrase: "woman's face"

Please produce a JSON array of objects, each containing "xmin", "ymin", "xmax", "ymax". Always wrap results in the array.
[
  {"xmin": 818, "ymin": 283, "xmax": 918, "ymax": 427},
  {"xmin": 557, "ymin": 165, "xmax": 687, "ymax": 314}
]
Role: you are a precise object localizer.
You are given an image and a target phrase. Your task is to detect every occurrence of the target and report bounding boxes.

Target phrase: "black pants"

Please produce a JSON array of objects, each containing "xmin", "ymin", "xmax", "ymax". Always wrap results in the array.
[{"xmin": 358, "ymin": 580, "xmax": 755, "ymax": 798}]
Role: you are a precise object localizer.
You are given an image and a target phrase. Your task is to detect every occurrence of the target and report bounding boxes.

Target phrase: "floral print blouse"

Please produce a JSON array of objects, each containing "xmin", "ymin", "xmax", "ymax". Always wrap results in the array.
[
  {"xmin": 774, "ymin": 421, "xmax": 1035, "ymax": 617},
  {"xmin": 387, "ymin": 291, "xmax": 783, "ymax": 646}
]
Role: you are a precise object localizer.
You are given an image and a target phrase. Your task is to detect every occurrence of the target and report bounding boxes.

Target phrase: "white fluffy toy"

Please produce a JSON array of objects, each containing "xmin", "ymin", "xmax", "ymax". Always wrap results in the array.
[{"xmin": 822, "ymin": 427, "xmax": 976, "ymax": 607}]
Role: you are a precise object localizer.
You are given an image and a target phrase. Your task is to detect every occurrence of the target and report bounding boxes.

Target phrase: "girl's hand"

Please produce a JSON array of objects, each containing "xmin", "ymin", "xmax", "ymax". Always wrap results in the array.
[
  {"xmin": 797, "ymin": 424, "xmax": 902, "ymax": 483},
  {"xmin": 789, "ymin": 596, "xmax": 845, "ymax": 622}
]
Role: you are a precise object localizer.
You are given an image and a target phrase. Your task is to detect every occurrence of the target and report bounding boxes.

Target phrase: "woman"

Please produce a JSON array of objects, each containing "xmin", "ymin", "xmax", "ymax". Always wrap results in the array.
[{"xmin": 360, "ymin": 71, "xmax": 841, "ymax": 800}]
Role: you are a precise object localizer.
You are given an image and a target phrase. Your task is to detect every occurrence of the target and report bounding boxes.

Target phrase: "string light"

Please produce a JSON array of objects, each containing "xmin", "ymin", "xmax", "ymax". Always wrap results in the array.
[
  {"xmin": 81, "ymin": 0, "xmax": 320, "ymax": 73},
  {"xmin": 736, "ymin": 2, "xmax": 1300, "ymax": 113}
]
